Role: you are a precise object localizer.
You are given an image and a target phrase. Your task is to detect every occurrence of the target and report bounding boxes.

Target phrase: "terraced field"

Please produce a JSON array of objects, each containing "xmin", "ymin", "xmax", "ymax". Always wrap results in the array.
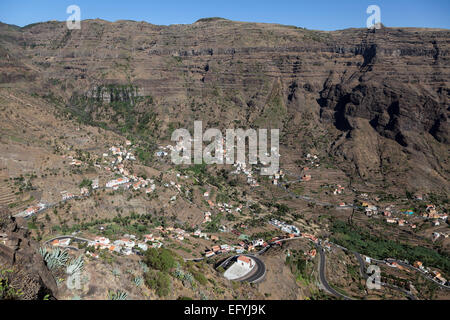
[{"xmin": 0, "ymin": 169, "xmax": 16, "ymax": 208}]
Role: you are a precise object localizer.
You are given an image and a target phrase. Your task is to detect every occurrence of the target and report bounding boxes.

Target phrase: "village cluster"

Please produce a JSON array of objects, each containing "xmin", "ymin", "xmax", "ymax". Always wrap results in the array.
[
  {"xmin": 386, "ymin": 260, "xmax": 448, "ymax": 286},
  {"xmin": 356, "ymin": 199, "xmax": 449, "ymax": 241},
  {"xmin": 10, "ymin": 137, "xmax": 449, "ymax": 292}
]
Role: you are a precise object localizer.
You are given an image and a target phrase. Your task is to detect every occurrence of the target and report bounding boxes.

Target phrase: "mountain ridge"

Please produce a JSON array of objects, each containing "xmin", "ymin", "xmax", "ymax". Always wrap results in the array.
[{"xmin": 0, "ymin": 18, "xmax": 448, "ymax": 194}]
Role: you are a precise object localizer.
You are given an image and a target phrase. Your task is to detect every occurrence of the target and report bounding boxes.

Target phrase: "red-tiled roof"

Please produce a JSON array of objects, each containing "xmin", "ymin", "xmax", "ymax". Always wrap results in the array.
[{"xmin": 237, "ymin": 256, "xmax": 252, "ymax": 264}]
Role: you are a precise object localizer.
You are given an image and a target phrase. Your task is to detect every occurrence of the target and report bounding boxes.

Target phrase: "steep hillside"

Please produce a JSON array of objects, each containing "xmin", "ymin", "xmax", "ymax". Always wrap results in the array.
[{"xmin": 0, "ymin": 18, "xmax": 448, "ymax": 194}]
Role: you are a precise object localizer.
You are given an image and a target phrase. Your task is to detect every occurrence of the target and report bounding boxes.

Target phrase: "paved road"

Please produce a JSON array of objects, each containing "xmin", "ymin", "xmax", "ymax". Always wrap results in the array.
[
  {"xmin": 277, "ymin": 168, "xmax": 450, "ymax": 292},
  {"xmin": 316, "ymin": 246, "xmax": 353, "ymax": 300},
  {"xmin": 44, "ymin": 235, "xmax": 92, "ymax": 245},
  {"xmin": 218, "ymin": 254, "xmax": 266, "ymax": 284},
  {"xmin": 385, "ymin": 259, "xmax": 449, "ymax": 290},
  {"xmin": 275, "ymin": 179, "xmax": 354, "ymax": 209},
  {"xmin": 258, "ymin": 237, "xmax": 353, "ymax": 299},
  {"xmin": 244, "ymin": 255, "xmax": 266, "ymax": 283},
  {"xmin": 14, "ymin": 194, "xmax": 90, "ymax": 220},
  {"xmin": 355, "ymin": 253, "xmax": 418, "ymax": 300},
  {"xmin": 354, "ymin": 252, "xmax": 367, "ymax": 278}
]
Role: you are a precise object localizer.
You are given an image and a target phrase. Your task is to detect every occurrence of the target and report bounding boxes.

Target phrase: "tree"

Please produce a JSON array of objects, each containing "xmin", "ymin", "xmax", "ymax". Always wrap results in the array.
[
  {"xmin": 143, "ymin": 248, "xmax": 176, "ymax": 272},
  {"xmin": 79, "ymin": 179, "xmax": 92, "ymax": 189}
]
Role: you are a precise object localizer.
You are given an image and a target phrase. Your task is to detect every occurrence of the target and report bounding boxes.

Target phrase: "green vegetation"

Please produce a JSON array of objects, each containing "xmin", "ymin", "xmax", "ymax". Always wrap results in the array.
[
  {"xmin": 108, "ymin": 290, "xmax": 128, "ymax": 300},
  {"xmin": 331, "ymin": 219, "xmax": 450, "ymax": 277},
  {"xmin": 195, "ymin": 17, "xmax": 227, "ymax": 23},
  {"xmin": 203, "ymin": 212, "xmax": 223, "ymax": 233},
  {"xmin": 66, "ymin": 84, "xmax": 158, "ymax": 165},
  {"xmin": 0, "ymin": 269, "xmax": 23, "ymax": 300},
  {"xmin": 193, "ymin": 272, "xmax": 208, "ymax": 286},
  {"xmin": 302, "ymin": 30, "xmax": 332, "ymax": 43},
  {"xmin": 142, "ymin": 248, "xmax": 179, "ymax": 297},
  {"xmin": 79, "ymin": 178, "xmax": 92, "ymax": 189},
  {"xmin": 143, "ymin": 248, "xmax": 176, "ymax": 272},
  {"xmin": 145, "ymin": 270, "xmax": 171, "ymax": 297},
  {"xmin": 251, "ymin": 230, "xmax": 278, "ymax": 242},
  {"xmin": 39, "ymin": 247, "xmax": 69, "ymax": 271},
  {"xmin": 285, "ymin": 250, "xmax": 313, "ymax": 285},
  {"xmin": 274, "ymin": 203, "xmax": 290, "ymax": 216},
  {"xmin": 134, "ymin": 276, "xmax": 144, "ymax": 287}
]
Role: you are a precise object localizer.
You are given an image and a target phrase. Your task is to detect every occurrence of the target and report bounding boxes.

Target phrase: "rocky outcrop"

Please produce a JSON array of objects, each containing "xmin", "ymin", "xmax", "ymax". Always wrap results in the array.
[{"xmin": 0, "ymin": 207, "xmax": 58, "ymax": 300}]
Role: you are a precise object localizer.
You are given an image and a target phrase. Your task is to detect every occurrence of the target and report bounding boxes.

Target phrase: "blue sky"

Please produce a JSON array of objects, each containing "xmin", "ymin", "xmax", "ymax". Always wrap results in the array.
[{"xmin": 0, "ymin": 0, "xmax": 449, "ymax": 30}]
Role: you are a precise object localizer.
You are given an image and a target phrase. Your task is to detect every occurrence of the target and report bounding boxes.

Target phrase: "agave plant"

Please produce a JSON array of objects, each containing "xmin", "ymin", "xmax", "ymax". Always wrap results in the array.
[
  {"xmin": 134, "ymin": 276, "xmax": 143, "ymax": 287},
  {"xmin": 39, "ymin": 247, "xmax": 69, "ymax": 270},
  {"xmin": 174, "ymin": 268, "xmax": 185, "ymax": 280},
  {"xmin": 108, "ymin": 290, "xmax": 128, "ymax": 300},
  {"xmin": 184, "ymin": 272, "xmax": 194, "ymax": 285},
  {"xmin": 139, "ymin": 261, "xmax": 149, "ymax": 273},
  {"xmin": 199, "ymin": 291, "xmax": 208, "ymax": 300},
  {"xmin": 38, "ymin": 247, "xmax": 47, "ymax": 257},
  {"xmin": 112, "ymin": 268, "xmax": 121, "ymax": 278},
  {"xmin": 66, "ymin": 255, "xmax": 84, "ymax": 276}
]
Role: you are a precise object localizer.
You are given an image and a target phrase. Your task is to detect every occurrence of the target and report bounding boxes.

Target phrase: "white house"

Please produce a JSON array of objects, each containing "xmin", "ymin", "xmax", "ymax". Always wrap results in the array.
[
  {"xmin": 92, "ymin": 179, "xmax": 99, "ymax": 189},
  {"xmin": 106, "ymin": 177, "xmax": 129, "ymax": 188},
  {"xmin": 114, "ymin": 239, "xmax": 135, "ymax": 248},
  {"xmin": 94, "ymin": 236, "xmax": 110, "ymax": 246},
  {"xmin": 252, "ymin": 239, "xmax": 264, "ymax": 247},
  {"xmin": 137, "ymin": 243, "xmax": 148, "ymax": 251},
  {"xmin": 58, "ymin": 238, "xmax": 71, "ymax": 247},
  {"xmin": 237, "ymin": 256, "xmax": 253, "ymax": 269},
  {"xmin": 152, "ymin": 242, "xmax": 163, "ymax": 249},
  {"xmin": 193, "ymin": 230, "xmax": 202, "ymax": 237},
  {"xmin": 62, "ymin": 193, "xmax": 75, "ymax": 201},
  {"xmin": 144, "ymin": 234, "xmax": 154, "ymax": 242}
]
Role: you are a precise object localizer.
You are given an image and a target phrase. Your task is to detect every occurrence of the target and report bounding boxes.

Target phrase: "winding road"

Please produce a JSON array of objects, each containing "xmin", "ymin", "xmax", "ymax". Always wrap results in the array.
[
  {"xmin": 354, "ymin": 252, "xmax": 418, "ymax": 300},
  {"xmin": 316, "ymin": 246, "xmax": 353, "ymax": 300},
  {"xmin": 218, "ymin": 254, "xmax": 266, "ymax": 283}
]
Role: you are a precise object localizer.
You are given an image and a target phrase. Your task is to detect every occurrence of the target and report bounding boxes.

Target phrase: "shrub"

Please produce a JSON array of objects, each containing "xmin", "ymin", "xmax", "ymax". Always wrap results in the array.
[
  {"xmin": 143, "ymin": 248, "xmax": 176, "ymax": 272},
  {"xmin": 192, "ymin": 271, "xmax": 207, "ymax": 286},
  {"xmin": 144, "ymin": 270, "xmax": 171, "ymax": 297}
]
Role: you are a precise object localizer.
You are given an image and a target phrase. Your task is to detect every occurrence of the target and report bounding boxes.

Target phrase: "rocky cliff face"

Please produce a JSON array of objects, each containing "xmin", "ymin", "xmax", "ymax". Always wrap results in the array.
[
  {"xmin": 0, "ymin": 207, "xmax": 57, "ymax": 300},
  {"xmin": 0, "ymin": 19, "xmax": 448, "ymax": 193}
]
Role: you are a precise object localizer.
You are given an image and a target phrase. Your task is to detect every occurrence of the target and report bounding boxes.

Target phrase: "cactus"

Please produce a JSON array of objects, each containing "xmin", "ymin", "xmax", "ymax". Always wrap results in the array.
[
  {"xmin": 66, "ymin": 255, "xmax": 84, "ymax": 276},
  {"xmin": 134, "ymin": 276, "xmax": 143, "ymax": 287},
  {"xmin": 108, "ymin": 290, "xmax": 128, "ymax": 300}
]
